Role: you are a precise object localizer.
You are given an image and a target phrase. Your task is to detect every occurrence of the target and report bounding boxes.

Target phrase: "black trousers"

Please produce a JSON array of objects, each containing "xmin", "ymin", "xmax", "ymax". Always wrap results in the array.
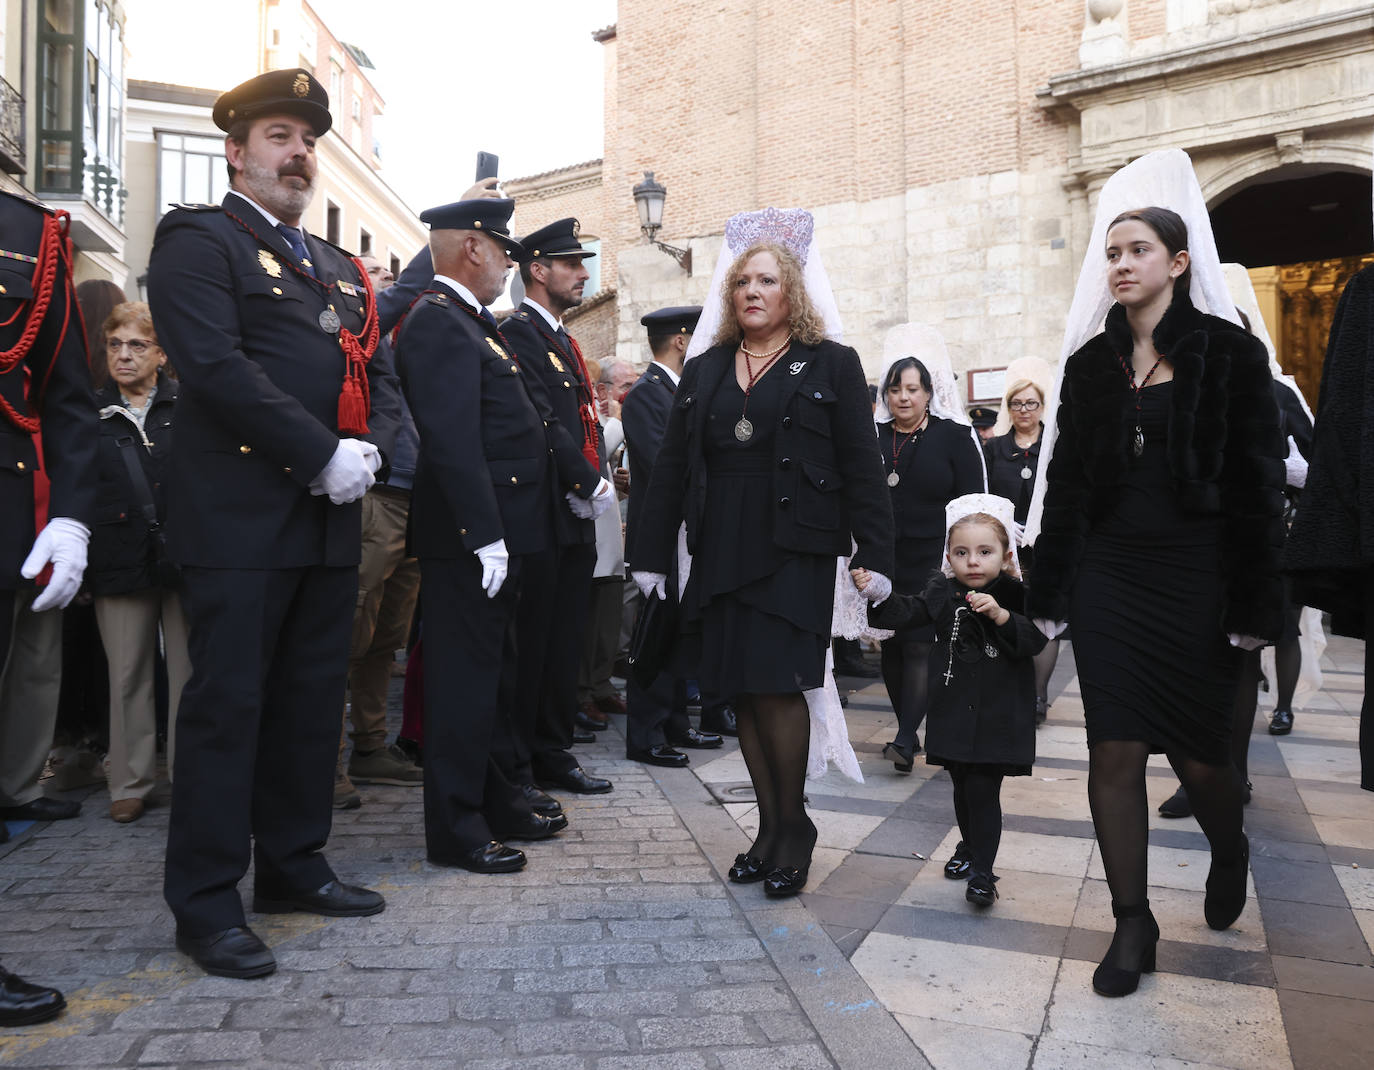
[
  {"xmin": 626, "ymin": 671, "xmax": 692, "ymax": 752},
  {"xmin": 420, "ymin": 555, "xmax": 530, "ymax": 860},
  {"xmin": 513, "ymin": 542, "xmax": 596, "ymax": 779},
  {"xmin": 0, "ymin": 589, "xmax": 13, "ymax": 677},
  {"xmin": 164, "ymin": 565, "xmax": 353, "ymax": 937}
]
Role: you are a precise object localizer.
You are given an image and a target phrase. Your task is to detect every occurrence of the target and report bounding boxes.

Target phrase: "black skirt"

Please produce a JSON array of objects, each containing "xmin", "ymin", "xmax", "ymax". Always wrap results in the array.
[{"xmin": 1068, "ymin": 383, "xmax": 1238, "ymax": 766}]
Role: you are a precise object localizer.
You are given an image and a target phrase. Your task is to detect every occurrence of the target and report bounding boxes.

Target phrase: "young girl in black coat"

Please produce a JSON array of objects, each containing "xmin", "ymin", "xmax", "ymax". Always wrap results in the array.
[{"xmin": 855, "ymin": 494, "xmax": 1046, "ymax": 907}]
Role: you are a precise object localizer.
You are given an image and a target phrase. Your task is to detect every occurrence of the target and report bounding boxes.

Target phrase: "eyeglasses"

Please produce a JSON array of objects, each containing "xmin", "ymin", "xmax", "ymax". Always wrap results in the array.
[
  {"xmin": 107, "ymin": 338, "xmax": 159, "ymax": 355},
  {"xmin": 1008, "ymin": 400, "xmax": 1041, "ymax": 412}
]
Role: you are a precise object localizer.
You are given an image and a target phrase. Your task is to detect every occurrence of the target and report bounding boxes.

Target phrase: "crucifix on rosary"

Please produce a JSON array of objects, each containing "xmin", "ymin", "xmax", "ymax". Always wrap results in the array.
[{"xmin": 1117, "ymin": 350, "xmax": 1167, "ymax": 457}]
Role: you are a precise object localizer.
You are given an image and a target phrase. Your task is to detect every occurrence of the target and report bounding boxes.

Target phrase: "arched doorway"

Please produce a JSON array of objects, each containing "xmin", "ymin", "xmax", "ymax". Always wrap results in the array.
[{"xmin": 1211, "ymin": 169, "xmax": 1373, "ymax": 406}]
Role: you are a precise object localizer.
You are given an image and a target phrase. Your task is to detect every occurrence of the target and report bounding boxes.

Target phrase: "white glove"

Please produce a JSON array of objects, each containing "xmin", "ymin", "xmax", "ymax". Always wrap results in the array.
[
  {"xmin": 857, "ymin": 570, "xmax": 892, "ymax": 604},
  {"xmin": 22, "ymin": 517, "xmax": 91, "ymax": 612},
  {"xmin": 632, "ymin": 570, "xmax": 667, "ymax": 600},
  {"xmin": 474, "ymin": 538, "xmax": 509, "ymax": 598},
  {"xmin": 309, "ymin": 439, "xmax": 378, "ymax": 504},
  {"xmin": 1012, "ymin": 520, "xmax": 1027, "ymax": 547},
  {"xmin": 1228, "ymin": 633, "xmax": 1266, "ymax": 651},
  {"xmin": 1034, "ymin": 618, "xmax": 1068, "ymax": 640},
  {"xmin": 1284, "ymin": 435, "xmax": 1308, "ymax": 489},
  {"xmin": 565, "ymin": 492, "xmax": 595, "ymax": 520},
  {"xmin": 588, "ymin": 478, "xmax": 615, "ymax": 519}
]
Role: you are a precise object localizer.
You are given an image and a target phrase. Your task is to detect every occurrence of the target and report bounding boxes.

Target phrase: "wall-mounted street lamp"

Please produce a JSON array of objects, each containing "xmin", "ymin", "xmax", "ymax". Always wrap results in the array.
[{"xmin": 632, "ymin": 171, "xmax": 691, "ymax": 274}]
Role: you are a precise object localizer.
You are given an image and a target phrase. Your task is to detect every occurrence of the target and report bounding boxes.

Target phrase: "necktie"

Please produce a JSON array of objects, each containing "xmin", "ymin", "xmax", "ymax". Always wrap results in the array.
[
  {"xmin": 557, "ymin": 326, "xmax": 571, "ymax": 350},
  {"xmin": 275, "ymin": 223, "xmax": 316, "ymax": 278},
  {"xmin": 480, "ymin": 307, "xmax": 499, "ymax": 330}
]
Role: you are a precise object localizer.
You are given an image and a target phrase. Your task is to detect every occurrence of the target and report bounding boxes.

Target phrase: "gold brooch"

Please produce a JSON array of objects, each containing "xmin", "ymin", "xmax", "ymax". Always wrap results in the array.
[
  {"xmin": 258, "ymin": 249, "xmax": 282, "ymax": 278},
  {"xmin": 292, "ymin": 73, "xmax": 310, "ymax": 98}
]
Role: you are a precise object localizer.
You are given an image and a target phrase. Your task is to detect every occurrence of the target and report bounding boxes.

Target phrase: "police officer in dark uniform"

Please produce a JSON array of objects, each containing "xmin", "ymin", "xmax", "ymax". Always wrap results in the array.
[
  {"xmin": 147, "ymin": 69, "xmax": 401, "ymax": 979},
  {"xmin": 0, "ymin": 189, "xmax": 96, "ymax": 1026},
  {"xmin": 498, "ymin": 219, "xmax": 617, "ymax": 794},
  {"xmin": 398, "ymin": 199, "xmax": 594, "ymax": 870},
  {"xmin": 621, "ymin": 307, "xmax": 727, "ymax": 766}
]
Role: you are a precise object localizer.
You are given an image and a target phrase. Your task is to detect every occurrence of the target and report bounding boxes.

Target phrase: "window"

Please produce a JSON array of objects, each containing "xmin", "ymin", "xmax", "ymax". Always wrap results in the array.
[
  {"xmin": 388, "ymin": 253, "xmax": 400, "ymax": 279},
  {"xmin": 358, "ymin": 227, "xmax": 372, "ymax": 256},
  {"xmin": 351, "ymin": 95, "xmax": 362, "ymax": 123},
  {"xmin": 298, "ymin": 22, "xmax": 317, "ymax": 64},
  {"xmin": 156, "ymin": 132, "xmax": 229, "ymax": 216},
  {"xmin": 581, "ymin": 239, "xmax": 602, "ymax": 296},
  {"xmin": 329, "ymin": 61, "xmax": 343, "ymax": 115},
  {"xmin": 38, "ymin": 0, "xmax": 125, "ymax": 224},
  {"xmin": 326, "ymin": 200, "xmax": 341, "ymax": 245}
]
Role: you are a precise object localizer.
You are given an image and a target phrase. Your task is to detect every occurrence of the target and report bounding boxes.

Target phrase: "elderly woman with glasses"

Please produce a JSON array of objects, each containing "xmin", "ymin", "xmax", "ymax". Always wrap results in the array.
[{"xmin": 88, "ymin": 302, "xmax": 189, "ymax": 824}]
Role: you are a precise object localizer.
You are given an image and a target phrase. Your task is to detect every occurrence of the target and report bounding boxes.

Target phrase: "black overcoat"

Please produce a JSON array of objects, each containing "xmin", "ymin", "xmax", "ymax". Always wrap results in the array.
[
  {"xmin": 871, "ymin": 571, "xmax": 1045, "ymax": 769},
  {"xmin": 0, "ymin": 190, "xmax": 98, "ymax": 588},
  {"xmin": 1284, "ymin": 266, "xmax": 1372, "ymax": 636},
  {"xmin": 146, "ymin": 194, "xmax": 402, "ymax": 569},
  {"xmin": 983, "ymin": 426, "xmax": 1043, "ymax": 525},
  {"xmin": 87, "ymin": 371, "xmax": 178, "ymax": 595},
  {"xmin": 1028, "ymin": 293, "xmax": 1287, "ymax": 639},
  {"xmin": 635, "ymin": 338, "xmax": 894, "ymax": 579}
]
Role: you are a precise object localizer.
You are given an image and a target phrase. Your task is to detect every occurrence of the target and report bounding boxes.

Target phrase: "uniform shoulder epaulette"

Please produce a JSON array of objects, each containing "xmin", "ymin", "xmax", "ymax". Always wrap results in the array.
[
  {"xmin": 506, "ymin": 309, "xmax": 530, "ymax": 322},
  {"xmin": 313, "ymin": 234, "xmax": 357, "ymax": 259},
  {"xmin": 0, "ymin": 188, "xmax": 49, "ymax": 214},
  {"xmin": 170, "ymin": 202, "xmax": 222, "ymax": 213},
  {"xmin": 425, "ymin": 291, "xmax": 450, "ymax": 306}
]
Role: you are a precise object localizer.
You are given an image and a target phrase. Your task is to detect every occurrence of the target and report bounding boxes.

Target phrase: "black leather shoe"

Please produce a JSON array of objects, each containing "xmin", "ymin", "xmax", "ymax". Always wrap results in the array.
[
  {"xmin": 1268, "ymin": 709, "xmax": 1294, "ymax": 735},
  {"xmin": 762, "ymin": 864, "xmax": 810, "ymax": 897},
  {"xmin": 668, "ymin": 728, "xmax": 723, "ymax": 750},
  {"xmin": 1034, "ymin": 697, "xmax": 1049, "ymax": 725},
  {"xmin": 1204, "ymin": 834, "xmax": 1250, "ymax": 931},
  {"xmin": 0, "ymin": 967, "xmax": 65, "ymax": 1025},
  {"xmin": 520, "ymin": 783, "xmax": 563, "ymax": 816},
  {"xmin": 1157, "ymin": 786, "xmax": 1192, "ymax": 819},
  {"xmin": 966, "ymin": 872, "xmax": 998, "ymax": 907},
  {"xmin": 572, "ymin": 727, "xmax": 597, "ymax": 744},
  {"xmin": 430, "ymin": 841, "xmax": 527, "ymax": 874},
  {"xmin": 628, "ymin": 744, "xmax": 689, "ymax": 768},
  {"xmin": 395, "ymin": 737, "xmax": 422, "ymax": 767},
  {"xmin": 254, "ymin": 879, "xmax": 385, "ymax": 917},
  {"xmin": 575, "ymin": 706, "xmax": 609, "ymax": 732},
  {"xmin": 1093, "ymin": 901, "xmax": 1158, "ymax": 997},
  {"xmin": 495, "ymin": 812, "xmax": 568, "ymax": 841},
  {"xmin": 882, "ymin": 741, "xmax": 915, "ymax": 773},
  {"xmin": 700, "ymin": 706, "xmax": 738, "ymax": 737},
  {"xmin": 542, "ymin": 767, "xmax": 613, "ymax": 794},
  {"xmin": 943, "ymin": 842, "xmax": 972, "ymax": 879},
  {"xmin": 175, "ymin": 925, "xmax": 276, "ymax": 979},
  {"xmin": 0, "ymin": 797, "xmax": 80, "ymax": 822},
  {"xmin": 727, "ymin": 853, "xmax": 769, "ymax": 883}
]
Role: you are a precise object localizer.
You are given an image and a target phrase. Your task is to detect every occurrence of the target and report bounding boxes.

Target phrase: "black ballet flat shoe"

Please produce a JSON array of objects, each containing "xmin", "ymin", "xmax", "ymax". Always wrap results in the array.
[
  {"xmin": 943, "ymin": 842, "xmax": 973, "ymax": 880},
  {"xmin": 1268, "ymin": 709, "xmax": 1294, "ymax": 735},
  {"xmin": 1092, "ymin": 900, "xmax": 1159, "ymax": 998},
  {"xmin": 1204, "ymin": 834, "xmax": 1250, "ymax": 931},
  {"xmin": 727, "ymin": 853, "xmax": 769, "ymax": 883},
  {"xmin": 762, "ymin": 864, "xmax": 810, "ymax": 897},
  {"xmin": 882, "ymin": 741, "xmax": 915, "ymax": 773},
  {"xmin": 1034, "ymin": 697, "xmax": 1048, "ymax": 725},
  {"xmin": 965, "ymin": 872, "xmax": 998, "ymax": 907},
  {"xmin": 1157, "ymin": 786, "xmax": 1192, "ymax": 819}
]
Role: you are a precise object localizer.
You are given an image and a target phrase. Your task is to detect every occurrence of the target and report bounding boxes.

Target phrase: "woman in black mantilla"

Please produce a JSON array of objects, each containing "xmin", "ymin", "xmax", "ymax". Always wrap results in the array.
[
  {"xmin": 633, "ymin": 219, "xmax": 893, "ymax": 898},
  {"xmin": 873, "ymin": 330, "xmax": 985, "ymax": 772},
  {"xmin": 1028, "ymin": 158, "xmax": 1286, "ymax": 999}
]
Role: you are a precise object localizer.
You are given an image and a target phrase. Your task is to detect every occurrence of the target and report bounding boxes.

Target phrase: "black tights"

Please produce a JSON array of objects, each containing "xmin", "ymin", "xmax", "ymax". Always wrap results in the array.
[
  {"xmin": 1033, "ymin": 639, "xmax": 1060, "ymax": 707},
  {"xmin": 949, "ymin": 765, "xmax": 1004, "ymax": 878},
  {"xmin": 881, "ymin": 638, "xmax": 931, "ymax": 749},
  {"xmin": 1230, "ymin": 648, "xmax": 1263, "ymax": 783},
  {"xmin": 735, "ymin": 692, "xmax": 818, "ymax": 870}
]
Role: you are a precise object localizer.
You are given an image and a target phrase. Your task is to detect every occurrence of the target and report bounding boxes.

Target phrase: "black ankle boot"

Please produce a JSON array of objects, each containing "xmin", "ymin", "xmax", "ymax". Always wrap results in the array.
[
  {"xmin": 1204, "ymin": 834, "xmax": 1250, "ymax": 931},
  {"xmin": 1092, "ymin": 900, "xmax": 1159, "ymax": 998}
]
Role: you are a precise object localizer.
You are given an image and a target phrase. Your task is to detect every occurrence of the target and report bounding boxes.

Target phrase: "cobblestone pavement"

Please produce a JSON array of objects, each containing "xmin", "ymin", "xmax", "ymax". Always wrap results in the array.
[{"xmin": 2, "ymin": 635, "xmax": 1372, "ymax": 1069}]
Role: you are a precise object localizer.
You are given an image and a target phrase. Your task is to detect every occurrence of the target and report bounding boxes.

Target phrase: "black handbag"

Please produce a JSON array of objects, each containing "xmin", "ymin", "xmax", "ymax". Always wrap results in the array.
[
  {"xmin": 115, "ymin": 434, "xmax": 180, "ymax": 588},
  {"xmin": 626, "ymin": 590, "xmax": 677, "ymax": 689}
]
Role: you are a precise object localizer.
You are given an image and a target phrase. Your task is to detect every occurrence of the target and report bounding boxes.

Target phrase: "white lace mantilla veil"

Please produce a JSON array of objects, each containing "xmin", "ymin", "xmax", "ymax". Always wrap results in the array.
[
  {"xmin": 991, "ymin": 356, "xmax": 1055, "ymax": 437},
  {"xmin": 1220, "ymin": 263, "xmax": 1327, "ymax": 703},
  {"xmin": 941, "ymin": 493, "xmax": 1022, "ymax": 581},
  {"xmin": 1023, "ymin": 148, "xmax": 1243, "ymax": 547},
  {"xmin": 681, "ymin": 206, "xmax": 862, "ymax": 784},
  {"xmin": 874, "ymin": 323, "xmax": 989, "ymax": 488}
]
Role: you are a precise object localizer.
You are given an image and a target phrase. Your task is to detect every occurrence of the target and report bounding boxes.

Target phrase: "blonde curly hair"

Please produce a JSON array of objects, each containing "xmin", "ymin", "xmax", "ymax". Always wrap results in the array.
[{"xmin": 711, "ymin": 242, "xmax": 827, "ymax": 348}]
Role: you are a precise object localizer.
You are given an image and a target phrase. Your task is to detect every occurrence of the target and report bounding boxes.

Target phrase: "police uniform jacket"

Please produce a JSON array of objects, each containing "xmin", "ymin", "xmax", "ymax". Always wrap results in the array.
[
  {"xmin": 498, "ymin": 302, "xmax": 601, "ymax": 547},
  {"xmin": 621, "ymin": 361, "xmax": 676, "ymax": 567},
  {"xmin": 87, "ymin": 371, "xmax": 177, "ymax": 595},
  {"xmin": 0, "ymin": 191, "xmax": 98, "ymax": 587},
  {"xmin": 398, "ymin": 280, "xmax": 563, "ymax": 559},
  {"xmin": 635, "ymin": 338, "xmax": 894, "ymax": 578},
  {"xmin": 146, "ymin": 195, "xmax": 401, "ymax": 570}
]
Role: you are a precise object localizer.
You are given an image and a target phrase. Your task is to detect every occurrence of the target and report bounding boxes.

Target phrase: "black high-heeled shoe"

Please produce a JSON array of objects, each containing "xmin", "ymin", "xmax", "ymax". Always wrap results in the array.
[
  {"xmin": 882, "ymin": 741, "xmax": 914, "ymax": 773},
  {"xmin": 943, "ymin": 842, "xmax": 972, "ymax": 879},
  {"xmin": 1204, "ymin": 833, "xmax": 1250, "ymax": 931},
  {"xmin": 762, "ymin": 864, "xmax": 810, "ymax": 897},
  {"xmin": 1092, "ymin": 900, "xmax": 1159, "ymax": 998},
  {"xmin": 727, "ymin": 853, "xmax": 769, "ymax": 883}
]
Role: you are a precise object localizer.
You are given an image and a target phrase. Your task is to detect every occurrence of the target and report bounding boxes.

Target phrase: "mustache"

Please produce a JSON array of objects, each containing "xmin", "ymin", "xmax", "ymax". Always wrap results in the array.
[{"xmin": 278, "ymin": 162, "xmax": 312, "ymax": 180}]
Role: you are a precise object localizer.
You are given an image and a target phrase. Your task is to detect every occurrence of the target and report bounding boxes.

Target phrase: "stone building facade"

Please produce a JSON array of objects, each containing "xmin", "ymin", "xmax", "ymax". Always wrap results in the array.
[{"xmin": 510, "ymin": 0, "xmax": 1373, "ymax": 403}]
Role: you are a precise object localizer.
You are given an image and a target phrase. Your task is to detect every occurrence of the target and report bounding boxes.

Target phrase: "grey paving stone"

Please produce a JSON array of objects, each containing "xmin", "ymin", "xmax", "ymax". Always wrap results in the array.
[
  {"xmin": 1, "ymin": 1034, "xmax": 137, "ymax": 1067},
  {"xmin": 754, "ymin": 1010, "xmax": 823, "ymax": 1044},
  {"xmin": 718, "ymin": 961, "xmax": 784, "ymax": 983},
  {"xmin": 596, "ymin": 1055, "xmax": 709, "ymax": 1070},
  {"xmin": 689, "ymin": 982, "xmax": 796, "ymax": 1013},
  {"xmin": 613, "ymin": 963, "xmax": 712, "ymax": 988},
  {"xmin": 661, "ymin": 938, "xmax": 765, "ymax": 963},
  {"xmin": 226, "ymin": 997, "xmax": 344, "ymax": 1029},
  {"xmin": 514, "ymin": 1020, "xmax": 629, "ymax": 1054},
  {"xmin": 561, "ymin": 941, "xmax": 660, "ymax": 966},
  {"xmin": 714, "ymin": 1044, "xmax": 837, "ymax": 1070},
  {"xmin": 111, "ymin": 997, "xmax": 231, "ymax": 1030},
  {"xmin": 344, "ymin": 946, "xmax": 455, "ymax": 970},
  {"xmin": 452, "ymin": 993, "xmax": 557, "ymax": 1019},
  {"xmin": 340, "ymin": 995, "xmax": 451, "ymax": 1024},
  {"xmin": 513, "ymin": 966, "xmax": 609, "ymax": 993},
  {"xmin": 1280, "ymin": 989, "xmax": 1374, "ymax": 1070},
  {"xmin": 637, "ymin": 1013, "xmax": 756, "ymax": 1048},
  {"xmin": 139, "ymin": 1030, "xmax": 263, "ymax": 1064},
  {"xmin": 384, "ymin": 1026, "xmax": 507, "ymax": 1058},
  {"xmin": 569, "ymin": 990, "xmax": 680, "ymax": 1016}
]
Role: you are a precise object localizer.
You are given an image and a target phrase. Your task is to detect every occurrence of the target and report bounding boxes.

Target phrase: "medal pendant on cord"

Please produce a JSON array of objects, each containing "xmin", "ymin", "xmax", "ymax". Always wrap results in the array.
[
  {"xmin": 887, "ymin": 471, "xmax": 900, "ymax": 488},
  {"xmin": 1020, "ymin": 466, "xmax": 1032, "ymax": 480},
  {"xmin": 1133, "ymin": 426, "xmax": 1145, "ymax": 457},
  {"xmin": 734, "ymin": 417, "xmax": 754, "ymax": 442},
  {"xmin": 319, "ymin": 307, "xmax": 341, "ymax": 334}
]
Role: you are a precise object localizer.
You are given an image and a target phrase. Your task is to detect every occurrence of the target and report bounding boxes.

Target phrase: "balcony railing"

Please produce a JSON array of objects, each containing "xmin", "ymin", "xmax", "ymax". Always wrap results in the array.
[{"xmin": 0, "ymin": 76, "xmax": 24, "ymax": 175}]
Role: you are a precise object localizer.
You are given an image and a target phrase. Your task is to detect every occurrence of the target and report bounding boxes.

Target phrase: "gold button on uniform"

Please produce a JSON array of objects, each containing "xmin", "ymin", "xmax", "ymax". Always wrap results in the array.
[
  {"xmin": 239, "ymin": 445, "xmax": 252, "ymax": 454},
  {"xmin": 573, "ymin": 483, "xmax": 581, "ymax": 491},
  {"xmin": 0, "ymin": 284, "xmax": 7, "ymax": 294},
  {"xmin": 272, "ymin": 286, "xmax": 283, "ymax": 295},
  {"xmin": 510, "ymin": 476, "xmax": 518, "ymax": 484},
  {"xmin": 16, "ymin": 460, "xmax": 25, "ymax": 471},
  {"xmin": 563, "ymin": 380, "xmax": 571, "ymax": 388}
]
